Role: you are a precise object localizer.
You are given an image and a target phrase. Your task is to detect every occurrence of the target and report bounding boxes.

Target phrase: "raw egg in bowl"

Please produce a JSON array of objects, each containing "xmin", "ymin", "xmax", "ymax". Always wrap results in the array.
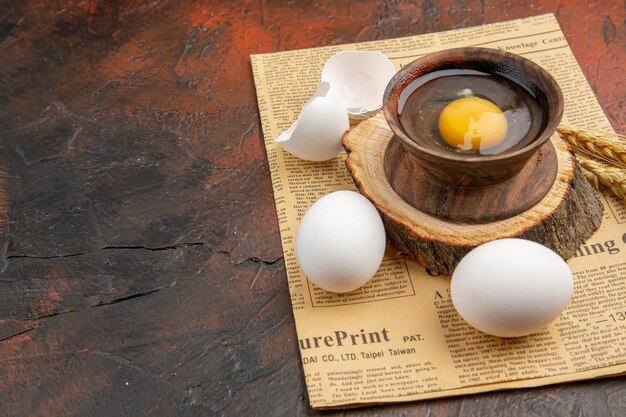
[{"xmin": 383, "ymin": 47, "xmax": 563, "ymax": 186}]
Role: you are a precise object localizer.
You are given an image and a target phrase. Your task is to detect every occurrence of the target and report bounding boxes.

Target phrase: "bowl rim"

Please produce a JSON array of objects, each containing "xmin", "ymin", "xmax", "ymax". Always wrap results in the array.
[{"xmin": 383, "ymin": 47, "xmax": 564, "ymax": 165}]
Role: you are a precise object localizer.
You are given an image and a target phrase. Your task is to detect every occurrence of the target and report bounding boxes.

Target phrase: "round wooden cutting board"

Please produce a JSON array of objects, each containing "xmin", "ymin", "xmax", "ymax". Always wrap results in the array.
[{"xmin": 343, "ymin": 112, "xmax": 604, "ymax": 275}]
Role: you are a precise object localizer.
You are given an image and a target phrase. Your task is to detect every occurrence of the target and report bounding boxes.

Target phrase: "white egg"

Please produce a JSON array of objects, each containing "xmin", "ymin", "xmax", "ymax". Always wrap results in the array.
[
  {"xmin": 275, "ymin": 82, "xmax": 349, "ymax": 161},
  {"xmin": 450, "ymin": 238, "xmax": 574, "ymax": 338},
  {"xmin": 321, "ymin": 51, "xmax": 396, "ymax": 119},
  {"xmin": 296, "ymin": 190, "xmax": 386, "ymax": 293}
]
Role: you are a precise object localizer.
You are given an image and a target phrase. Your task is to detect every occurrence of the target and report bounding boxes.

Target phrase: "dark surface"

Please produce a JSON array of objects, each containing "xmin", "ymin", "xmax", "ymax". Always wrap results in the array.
[{"xmin": 0, "ymin": 1, "xmax": 624, "ymax": 416}]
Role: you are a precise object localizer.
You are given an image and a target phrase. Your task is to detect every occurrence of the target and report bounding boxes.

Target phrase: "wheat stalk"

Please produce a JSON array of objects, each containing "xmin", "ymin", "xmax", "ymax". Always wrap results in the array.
[
  {"xmin": 558, "ymin": 125, "xmax": 626, "ymax": 167},
  {"xmin": 556, "ymin": 126, "xmax": 626, "ymax": 201},
  {"xmin": 575, "ymin": 152, "xmax": 626, "ymax": 200}
]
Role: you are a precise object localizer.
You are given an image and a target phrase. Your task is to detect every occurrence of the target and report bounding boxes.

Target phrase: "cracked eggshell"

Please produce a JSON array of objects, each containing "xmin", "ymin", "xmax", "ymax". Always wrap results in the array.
[
  {"xmin": 321, "ymin": 51, "xmax": 396, "ymax": 119},
  {"xmin": 275, "ymin": 82, "xmax": 349, "ymax": 161}
]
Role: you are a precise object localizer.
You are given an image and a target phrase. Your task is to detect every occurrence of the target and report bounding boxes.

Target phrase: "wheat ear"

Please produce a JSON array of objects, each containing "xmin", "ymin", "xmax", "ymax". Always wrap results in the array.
[
  {"xmin": 558, "ymin": 125, "xmax": 626, "ymax": 168},
  {"xmin": 575, "ymin": 152, "xmax": 626, "ymax": 200}
]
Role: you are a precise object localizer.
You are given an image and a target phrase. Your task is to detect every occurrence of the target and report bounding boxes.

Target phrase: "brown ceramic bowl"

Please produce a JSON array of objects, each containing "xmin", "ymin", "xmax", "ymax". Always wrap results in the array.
[{"xmin": 383, "ymin": 47, "xmax": 563, "ymax": 186}]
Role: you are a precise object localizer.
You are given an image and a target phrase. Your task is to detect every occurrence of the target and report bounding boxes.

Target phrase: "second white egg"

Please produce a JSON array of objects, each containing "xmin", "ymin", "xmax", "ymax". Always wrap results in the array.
[
  {"xmin": 450, "ymin": 238, "xmax": 574, "ymax": 338},
  {"xmin": 296, "ymin": 190, "xmax": 386, "ymax": 293}
]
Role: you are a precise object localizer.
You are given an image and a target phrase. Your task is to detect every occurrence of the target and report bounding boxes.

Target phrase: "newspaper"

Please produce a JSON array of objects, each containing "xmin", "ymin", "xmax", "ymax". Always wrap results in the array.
[{"xmin": 251, "ymin": 14, "xmax": 626, "ymax": 409}]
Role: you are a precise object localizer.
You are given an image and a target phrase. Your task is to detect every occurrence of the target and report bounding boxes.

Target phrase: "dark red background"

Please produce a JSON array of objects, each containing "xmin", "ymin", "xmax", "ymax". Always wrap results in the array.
[{"xmin": 0, "ymin": 1, "xmax": 624, "ymax": 416}]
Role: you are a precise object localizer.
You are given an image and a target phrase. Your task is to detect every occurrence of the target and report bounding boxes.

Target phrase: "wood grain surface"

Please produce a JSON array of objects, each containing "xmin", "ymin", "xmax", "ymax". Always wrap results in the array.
[
  {"xmin": 343, "ymin": 114, "xmax": 603, "ymax": 274},
  {"xmin": 383, "ymin": 137, "xmax": 559, "ymax": 223},
  {"xmin": 0, "ymin": 1, "xmax": 624, "ymax": 416}
]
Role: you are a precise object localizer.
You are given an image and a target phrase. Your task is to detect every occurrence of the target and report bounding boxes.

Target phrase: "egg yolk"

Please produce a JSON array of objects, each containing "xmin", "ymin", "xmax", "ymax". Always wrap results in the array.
[{"xmin": 438, "ymin": 97, "xmax": 508, "ymax": 152}]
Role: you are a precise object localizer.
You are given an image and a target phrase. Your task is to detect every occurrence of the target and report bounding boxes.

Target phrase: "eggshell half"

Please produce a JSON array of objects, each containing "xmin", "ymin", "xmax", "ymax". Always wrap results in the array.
[
  {"xmin": 275, "ymin": 82, "xmax": 349, "ymax": 161},
  {"xmin": 296, "ymin": 190, "xmax": 386, "ymax": 293},
  {"xmin": 321, "ymin": 51, "xmax": 396, "ymax": 119},
  {"xmin": 450, "ymin": 238, "xmax": 574, "ymax": 338}
]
